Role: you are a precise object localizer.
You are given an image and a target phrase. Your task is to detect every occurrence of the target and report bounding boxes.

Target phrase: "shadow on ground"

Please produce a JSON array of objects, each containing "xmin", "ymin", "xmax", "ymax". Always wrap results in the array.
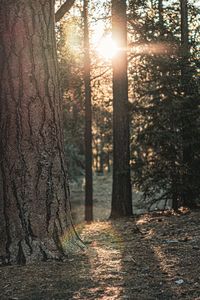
[
  {"xmin": 1, "ymin": 211, "xmax": 199, "ymax": 299},
  {"xmin": 0, "ymin": 171, "xmax": 200, "ymax": 299}
]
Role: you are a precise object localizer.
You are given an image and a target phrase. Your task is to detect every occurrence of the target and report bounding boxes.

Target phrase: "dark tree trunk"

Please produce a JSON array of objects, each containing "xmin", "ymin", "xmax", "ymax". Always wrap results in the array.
[
  {"xmin": 0, "ymin": 0, "xmax": 80, "ymax": 265},
  {"xmin": 158, "ymin": 0, "xmax": 164, "ymax": 35},
  {"xmin": 171, "ymin": 177, "xmax": 179, "ymax": 212},
  {"xmin": 83, "ymin": 0, "xmax": 93, "ymax": 222},
  {"xmin": 55, "ymin": 0, "xmax": 75, "ymax": 22},
  {"xmin": 181, "ymin": 0, "xmax": 189, "ymax": 64},
  {"xmin": 180, "ymin": 0, "xmax": 190, "ymax": 92},
  {"xmin": 180, "ymin": 0, "xmax": 197, "ymax": 209},
  {"xmin": 96, "ymin": 137, "xmax": 104, "ymax": 175},
  {"xmin": 172, "ymin": 194, "xmax": 179, "ymax": 212},
  {"xmin": 110, "ymin": 0, "xmax": 133, "ymax": 218},
  {"xmin": 99, "ymin": 149, "xmax": 104, "ymax": 175}
]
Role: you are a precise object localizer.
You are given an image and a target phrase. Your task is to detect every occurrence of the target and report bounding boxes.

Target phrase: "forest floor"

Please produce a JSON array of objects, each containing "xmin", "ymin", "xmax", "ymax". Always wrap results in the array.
[{"xmin": 0, "ymin": 174, "xmax": 200, "ymax": 300}]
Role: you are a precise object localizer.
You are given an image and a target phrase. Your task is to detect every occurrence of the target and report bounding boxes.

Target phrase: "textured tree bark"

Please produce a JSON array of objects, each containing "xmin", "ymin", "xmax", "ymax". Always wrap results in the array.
[
  {"xmin": 0, "ymin": 0, "xmax": 80, "ymax": 265},
  {"xmin": 110, "ymin": 0, "xmax": 133, "ymax": 218}
]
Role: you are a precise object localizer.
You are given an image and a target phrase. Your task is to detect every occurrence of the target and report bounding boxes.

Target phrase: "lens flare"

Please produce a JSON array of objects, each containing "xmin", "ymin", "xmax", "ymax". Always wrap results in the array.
[{"xmin": 97, "ymin": 34, "xmax": 119, "ymax": 60}]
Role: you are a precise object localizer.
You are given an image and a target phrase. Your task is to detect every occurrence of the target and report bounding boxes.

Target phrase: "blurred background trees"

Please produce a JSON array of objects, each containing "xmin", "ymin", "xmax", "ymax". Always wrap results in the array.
[
  {"xmin": 56, "ymin": 0, "xmax": 200, "ymax": 213},
  {"xmin": 128, "ymin": 0, "xmax": 200, "ymax": 211}
]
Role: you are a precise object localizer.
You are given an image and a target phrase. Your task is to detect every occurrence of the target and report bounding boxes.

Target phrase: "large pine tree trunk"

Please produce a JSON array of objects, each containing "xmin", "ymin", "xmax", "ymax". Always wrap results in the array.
[
  {"xmin": 110, "ymin": 0, "xmax": 133, "ymax": 218},
  {"xmin": 0, "ymin": 0, "xmax": 79, "ymax": 265}
]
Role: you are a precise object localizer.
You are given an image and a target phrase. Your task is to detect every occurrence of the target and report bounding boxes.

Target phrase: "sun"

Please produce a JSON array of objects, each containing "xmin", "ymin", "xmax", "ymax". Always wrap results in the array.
[{"xmin": 97, "ymin": 34, "xmax": 119, "ymax": 60}]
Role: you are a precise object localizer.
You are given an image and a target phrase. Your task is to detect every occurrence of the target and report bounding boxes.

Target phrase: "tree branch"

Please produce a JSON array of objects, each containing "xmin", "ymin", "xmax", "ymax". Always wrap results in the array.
[
  {"xmin": 55, "ymin": 0, "xmax": 75, "ymax": 22},
  {"xmin": 91, "ymin": 67, "xmax": 111, "ymax": 81}
]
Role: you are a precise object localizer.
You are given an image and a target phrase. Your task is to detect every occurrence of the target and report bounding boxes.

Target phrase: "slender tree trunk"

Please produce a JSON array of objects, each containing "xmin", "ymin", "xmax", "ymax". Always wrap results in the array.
[
  {"xmin": 110, "ymin": 0, "xmax": 133, "ymax": 218},
  {"xmin": 181, "ymin": 0, "xmax": 190, "ymax": 91},
  {"xmin": 83, "ymin": 0, "xmax": 93, "ymax": 222},
  {"xmin": 0, "ymin": 0, "xmax": 79, "ymax": 265},
  {"xmin": 172, "ymin": 193, "xmax": 179, "ymax": 212},
  {"xmin": 99, "ymin": 149, "xmax": 104, "ymax": 175},
  {"xmin": 55, "ymin": 0, "xmax": 75, "ymax": 22},
  {"xmin": 158, "ymin": 0, "xmax": 164, "ymax": 35},
  {"xmin": 181, "ymin": 0, "xmax": 189, "ymax": 64},
  {"xmin": 180, "ymin": 0, "xmax": 197, "ymax": 209}
]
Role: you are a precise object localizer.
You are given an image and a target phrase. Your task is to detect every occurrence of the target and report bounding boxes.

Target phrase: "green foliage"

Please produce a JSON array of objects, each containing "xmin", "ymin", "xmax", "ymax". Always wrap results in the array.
[
  {"xmin": 63, "ymin": 93, "xmax": 85, "ymax": 181},
  {"xmin": 55, "ymin": 0, "xmax": 200, "ymax": 208},
  {"xmin": 56, "ymin": 3, "xmax": 113, "ymax": 179},
  {"xmin": 57, "ymin": 16, "xmax": 85, "ymax": 181},
  {"xmin": 129, "ymin": 0, "xmax": 200, "ymax": 210}
]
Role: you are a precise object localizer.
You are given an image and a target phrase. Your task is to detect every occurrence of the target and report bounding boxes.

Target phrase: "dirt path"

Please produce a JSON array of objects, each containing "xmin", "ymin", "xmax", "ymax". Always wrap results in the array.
[{"xmin": 0, "ymin": 211, "xmax": 200, "ymax": 299}]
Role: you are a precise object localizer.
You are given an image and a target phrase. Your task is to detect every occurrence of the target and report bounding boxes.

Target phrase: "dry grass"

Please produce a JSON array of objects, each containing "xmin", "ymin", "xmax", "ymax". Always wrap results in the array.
[
  {"xmin": 0, "ymin": 174, "xmax": 200, "ymax": 299},
  {"xmin": 0, "ymin": 210, "xmax": 200, "ymax": 299}
]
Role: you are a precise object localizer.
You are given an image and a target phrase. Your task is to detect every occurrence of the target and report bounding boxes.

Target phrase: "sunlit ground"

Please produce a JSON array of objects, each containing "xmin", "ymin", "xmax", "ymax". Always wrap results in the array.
[
  {"xmin": 0, "ymin": 211, "xmax": 200, "ymax": 299},
  {"xmin": 73, "ymin": 222, "xmax": 124, "ymax": 299}
]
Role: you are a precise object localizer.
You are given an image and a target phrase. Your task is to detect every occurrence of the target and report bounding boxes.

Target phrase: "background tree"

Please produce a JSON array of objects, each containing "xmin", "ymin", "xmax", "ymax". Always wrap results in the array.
[
  {"xmin": 90, "ymin": 1, "xmax": 113, "ymax": 176},
  {"xmin": 54, "ymin": 0, "xmax": 200, "ymax": 217},
  {"xmin": 179, "ymin": 0, "xmax": 200, "ymax": 208},
  {"xmin": 56, "ymin": 1, "xmax": 85, "ymax": 181},
  {"xmin": 110, "ymin": 0, "xmax": 133, "ymax": 218},
  {"xmin": 0, "ymin": 0, "xmax": 81, "ymax": 265},
  {"xmin": 83, "ymin": 0, "xmax": 93, "ymax": 222},
  {"xmin": 55, "ymin": 0, "xmax": 75, "ymax": 22},
  {"xmin": 129, "ymin": 0, "xmax": 200, "ymax": 211}
]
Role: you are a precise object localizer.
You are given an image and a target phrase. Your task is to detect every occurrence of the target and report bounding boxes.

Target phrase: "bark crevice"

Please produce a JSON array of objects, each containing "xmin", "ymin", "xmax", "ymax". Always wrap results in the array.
[{"xmin": 0, "ymin": 0, "xmax": 82, "ymax": 265}]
